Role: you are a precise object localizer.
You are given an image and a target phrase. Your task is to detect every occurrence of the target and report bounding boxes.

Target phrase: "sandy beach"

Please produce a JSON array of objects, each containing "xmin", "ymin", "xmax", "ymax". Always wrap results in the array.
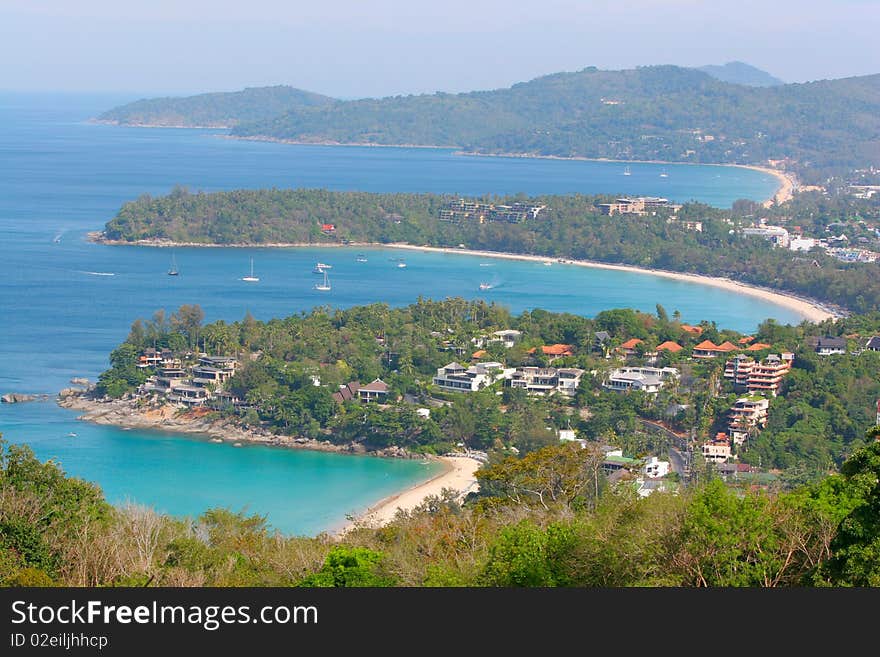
[
  {"xmin": 382, "ymin": 243, "xmax": 838, "ymax": 323},
  {"xmin": 336, "ymin": 455, "xmax": 481, "ymax": 535}
]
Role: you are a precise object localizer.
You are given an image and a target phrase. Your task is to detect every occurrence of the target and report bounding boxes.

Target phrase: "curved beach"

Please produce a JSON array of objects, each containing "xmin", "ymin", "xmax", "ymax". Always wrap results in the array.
[
  {"xmin": 382, "ymin": 243, "xmax": 837, "ymax": 323},
  {"xmin": 337, "ymin": 455, "xmax": 481, "ymax": 535}
]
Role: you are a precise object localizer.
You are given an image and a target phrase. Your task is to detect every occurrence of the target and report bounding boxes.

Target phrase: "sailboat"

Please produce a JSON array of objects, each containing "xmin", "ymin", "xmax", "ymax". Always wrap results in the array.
[
  {"xmin": 623, "ymin": 165, "xmax": 632, "ymax": 176},
  {"xmin": 659, "ymin": 169, "xmax": 669, "ymax": 178},
  {"xmin": 314, "ymin": 268, "xmax": 331, "ymax": 291},
  {"xmin": 242, "ymin": 258, "xmax": 259, "ymax": 282},
  {"xmin": 167, "ymin": 253, "xmax": 179, "ymax": 276}
]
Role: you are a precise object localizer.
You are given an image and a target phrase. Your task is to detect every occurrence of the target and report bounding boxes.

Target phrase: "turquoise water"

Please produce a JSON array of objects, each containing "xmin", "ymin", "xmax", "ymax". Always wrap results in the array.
[{"xmin": 0, "ymin": 93, "xmax": 791, "ymax": 535}]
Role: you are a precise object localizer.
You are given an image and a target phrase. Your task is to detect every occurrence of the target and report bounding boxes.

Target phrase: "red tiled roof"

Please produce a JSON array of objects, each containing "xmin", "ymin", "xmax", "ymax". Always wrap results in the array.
[
  {"xmin": 656, "ymin": 341, "xmax": 683, "ymax": 352},
  {"xmin": 681, "ymin": 324, "xmax": 704, "ymax": 335},
  {"xmin": 472, "ymin": 349, "xmax": 487, "ymax": 359},
  {"xmin": 717, "ymin": 341, "xmax": 739, "ymax": 352},
  {"xmin": 694, "ymin": 339, "xmax": 719, "ymax": 350},
  {"xmin": 619, "ymin": 338, "xmax": 643, "ymax": 350},
  {"xmin": 738, "ymin": 336, "xmax": 755, "ymax": 344},
  {"xmin": 542, "ymin": 344, "xmax": 573, "ymax": 356},
  {"xmin": 747, "ymin": 342, "xmax": 772, "ymax": 351}
]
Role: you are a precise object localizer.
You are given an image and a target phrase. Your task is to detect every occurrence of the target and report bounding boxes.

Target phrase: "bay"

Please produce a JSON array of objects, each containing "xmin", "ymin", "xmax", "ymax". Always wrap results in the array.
[{"xmin": 0, "ymin": 92, "xmax": 793, "ymax": 535}]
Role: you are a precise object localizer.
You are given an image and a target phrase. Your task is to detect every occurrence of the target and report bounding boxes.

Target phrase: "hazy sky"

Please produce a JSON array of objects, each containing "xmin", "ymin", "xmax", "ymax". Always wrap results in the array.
[{"xmin": 1, "ymin": 0, "xmax": 877, "ymax": 98}]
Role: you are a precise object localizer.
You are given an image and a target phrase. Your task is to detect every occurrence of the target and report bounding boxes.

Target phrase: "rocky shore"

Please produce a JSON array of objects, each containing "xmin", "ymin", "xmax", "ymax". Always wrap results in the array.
[{"xmin": 56, "ymin": 389, "xmax": 414, "ymax": 459}]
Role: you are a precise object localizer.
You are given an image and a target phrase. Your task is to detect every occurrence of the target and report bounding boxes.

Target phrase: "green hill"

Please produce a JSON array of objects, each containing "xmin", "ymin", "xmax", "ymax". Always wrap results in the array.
[
  {"xmin": 97, "ymin": 85, "xmax": 337, "ymax": 127},
  {"xmin": 696, "ymin": 61, "xmax": 785, "ymax": 87},
  {"xmin": 229, "ymin": 66, "xmax": 879, "ymax": 179}
]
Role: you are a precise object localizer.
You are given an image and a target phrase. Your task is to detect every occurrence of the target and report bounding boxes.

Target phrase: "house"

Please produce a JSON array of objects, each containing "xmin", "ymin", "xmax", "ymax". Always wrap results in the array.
[
  {"xmin": 508, "ymin": 366, "xmax": 584, "ymax": 396},
  {"xmin": 642, "ymin": 456, "xmax": 670, "ymax": 479},
  {"xmin": 656, "ymin": 341, "xmax": 683, "ymax": 353},
  {"xmin": 593, "ymin": 331, "xmax": 611, "ymax": 354},
  {"xmin": 602, "ymin": 449, "xmax": 643, "ymax": 474},
  {"xmin": 865, "ymin": 336, "xmax": 880, "ymax": 352},
  {"xmin": 617, "ymin": 338, "xmax": 643, "ymax": 357},
  {"xmin": 490, "ymin": 329, "xmax": 522, "ymax": 348},
  {"xmin": 539, "ymin": 344, "xmax": 574, "ymax": 358},
  {"xmin": 320, "ymin": 223, "xmax": 336, "ymax": 234},
  {"xmin": 702, "ymin": 435, "xmax": 732, "ymax": 463},
  {"xmin": 724, "ymin": 354, "xmax": 755, "ymax": 388},
  {"xmin": 680, "ymin": 324, "xmax": 703, "ymax": 336},
  {"xmin": 635, "ymin": 478, "xmax": 674, "ymax": 498},
  {"xmin": 471, "ymin": 349, "xmax": 488, "ymax": 360},
  {"xmin": 358, "ymin": 378, "xmax": 389, "ymax": 402},
  {"xmin": 597, "ymin": 197, "xmax": 675, "ymax": 216},
  {"xmin": 807, "ymin": 336, "xmax": 847, "ymax": 356},
  {"xmin": 746, "ymin": 342, "xmax": 772, "ymax": 351},
  {"xmin": 166, "ymin": 385, "xmax": 209, "ymax": 406},
  {"xmin": 692, "ymin": 340, "xmax": 738, "ymax": 359},
  {"xmin": 199, "ymin": 356, "xmax": 237, "ymax": 373},
  {"xmin": 433, "ymin": 361, "xmax": 510, "ymax": 393},
  {"xmin": 332, "ymin": 381, "xmax": 361, "ymax": 404},
  {"xmin": 603, "ymin": 366, "xmax": 678, "ymax": 394},
  {"xmin": 743, "ymin": 225, "xmax": 790, "ymax": 248}
]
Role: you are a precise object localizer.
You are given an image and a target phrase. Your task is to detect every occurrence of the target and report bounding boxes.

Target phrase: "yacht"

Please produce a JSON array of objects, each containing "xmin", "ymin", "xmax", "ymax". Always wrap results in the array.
[
  {"xmin": 314, "ymin": 269, "xmax": 331, "ymax": 291},
  {"xmin": 623, "ymin": 165, "xmax": 632, "ymax": 176},
  {"xmin": 479, "ymin": 282, "xmax": 492, "ymax": 290},
  {"xmin": 397, "ymin": 261, "xmax": 407, "ymax": 268},
  {"xmin": 242, "ymin": 258, "xmax": 259, "ymax": 282},
  {"xmin": 356, "ymin": 254, "xmax": 368, "ymax": 262}
]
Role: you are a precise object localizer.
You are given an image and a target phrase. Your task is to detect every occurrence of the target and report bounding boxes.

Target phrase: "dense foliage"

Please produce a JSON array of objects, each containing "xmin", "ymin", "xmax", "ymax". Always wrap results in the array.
[
  {"xmin": 103, "ymin": 187, "xmax": 880, "ymax": 312},
  {"xmin": 227, "ymin": 66, "xmax": 879, "ymax": 180},
  {"xmin": 4, "ymin": 436, "xmax": 880, "ymax": 587},
  {"xmin": 97, "ymin": 85, "xmax": 335, "ymax": 128}
]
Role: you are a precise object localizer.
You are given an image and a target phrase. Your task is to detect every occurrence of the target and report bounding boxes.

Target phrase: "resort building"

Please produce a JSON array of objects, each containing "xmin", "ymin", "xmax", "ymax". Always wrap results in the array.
[
  {"xmin": 742, "ymin": 225, "xmax": 790, "ymax": 248},
  {"xmin": 433, "ymin": 361, "xmax": 511, "ymax": 393},
  {"xmin": 490, "ymin": 329, "xmax": 523, "ymax": 349},
  {"xmin": 617, "ymin": 338, "xmax": 643, "ymax": 358},
  {"xmin": 692, "ymin": 340, "xmax": 739, "ymax": 359},
  {"xmin": 865, "ymin": 336, "xmax": 880, "ymax": 352},
  {"xmin": 702, "ymin": 435, "xmax": 732, "ymax": 464},
  {"xmin": 679, "ymin": 324, "xmax": 703, "ymax": 336},
  {"xmin": 727, "ymin": 397, "xmax": 770, "ymax": 445},
  {"xmin": 508, "ymin": 366, "xmax": 585, "ymax": 396},
  {"xmin": 439, "ymin": 199, "xmax": 546, "ymax": 223},
  {"xmin": 724, "ymin": 354, "xmax": 755, "ymax": 388},
  {"xmin": 603, "ymin": 366, "xmax": 679, "ymax": 394},
  {"xmin": 746, "ymin": 353, "xmax": 793, "ymax": 396},
  {"xmin": 166, "ymin": 385, "xmax": 209, "ymax": 406},
  {"xmin": 597, "ymin": 197, "xmax": 680, "ymax": 216},
  {"xmin": 656, "ymin": 341, "xmax": 683, "ymax": 354}
]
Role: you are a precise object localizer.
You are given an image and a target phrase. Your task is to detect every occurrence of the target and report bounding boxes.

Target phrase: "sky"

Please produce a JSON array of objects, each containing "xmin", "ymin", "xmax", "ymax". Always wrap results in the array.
[{"xmin": 1, "ymin": 0, "xmax": 877, "ymax": 98}]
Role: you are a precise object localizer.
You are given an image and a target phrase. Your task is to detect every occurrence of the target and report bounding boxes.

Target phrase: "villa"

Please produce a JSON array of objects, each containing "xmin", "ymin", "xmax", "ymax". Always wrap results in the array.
[
  {"xmin": 604, "ymin": 366, "xmax": 679, "ymax": 394},
  {"xmin": 433, "ymin": 361, "xmax": 512, "ymax": 392},
  {"xmin": 508, "ymin": 366, "xmax": 585, "ymax": 396}
]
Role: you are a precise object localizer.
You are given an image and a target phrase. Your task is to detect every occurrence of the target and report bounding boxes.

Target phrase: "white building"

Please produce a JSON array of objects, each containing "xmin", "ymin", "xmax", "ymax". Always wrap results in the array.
[
  {"xmin": 509, "ymin": 366, "xmax": 585, "ymax": 396},
  {"xmin": 603, "ymin": 366, "xmax": 679, "ymax": 394},
  {"xmin": 433, "ymin": 361, "xmax": 512, "ymax": 392},
  {"xmin": 642, "ymin": 456, "xmax": 670, "ymax": 479},
  {"xmin": 743, "ymin": 226, "xmax": 790, "ymax": 248}
]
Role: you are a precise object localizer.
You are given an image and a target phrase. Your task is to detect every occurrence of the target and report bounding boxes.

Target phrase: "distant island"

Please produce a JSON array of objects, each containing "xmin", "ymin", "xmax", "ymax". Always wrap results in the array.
[
  {"xmin": 97, "ymin": 64, "xmax": 880, "ymax": 183},
  {"xmin": 93, "ymin": 187, "xmax": 880, "ymax": 314}
]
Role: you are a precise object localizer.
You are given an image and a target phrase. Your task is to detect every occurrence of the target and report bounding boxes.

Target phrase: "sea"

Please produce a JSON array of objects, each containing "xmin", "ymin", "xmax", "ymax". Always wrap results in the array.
[{"xmin": 0, "ymin": 92, "xmax": 791, "ymax": 535}]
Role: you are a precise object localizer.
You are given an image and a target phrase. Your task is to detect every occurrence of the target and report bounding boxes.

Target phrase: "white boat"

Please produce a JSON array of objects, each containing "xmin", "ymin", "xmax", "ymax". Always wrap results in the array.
[
  {"xmin": 623, "ymin": 166, "xmax": 632, "ymax": 176},
  {"xmin": 397, "ymin": 261, "xmax": 407, "ymax": 268},
  {"xmin": 543, "ymin": 261, "xmax": 553, "ymax": 266},
  {"xmin": 659, "ymin": 169, "xmax": 669, "ymax": 178},
  {"xmin": 356, "ymin": 254, "xmax": 368, "ymax": 262},
  {"xmin": 167, "ymin": 253, "xmax": 179, "ymax": 276},
  {"xmin": 314, "ymin": 268, "xmax": 331, "ymax": 291},
  {"xmin": 316, "ymin": 262, "xmax": 332, "ymax": 269},
  {"xmin": 242, "ymin": 258, "xmax": 259, "ymax": 282},
  {"xmin": 479, "ymin": 282, "xmax": 492, "ymax": 290}
]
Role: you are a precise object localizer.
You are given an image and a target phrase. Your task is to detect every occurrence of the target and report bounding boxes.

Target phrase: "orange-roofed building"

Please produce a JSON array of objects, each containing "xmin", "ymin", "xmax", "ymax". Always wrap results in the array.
[
  {"xmin": 616, "ymin": 338, "xmax": 643, "ymax": 358},
  {"xmin": 656, "ymin": 341, "xmax": 683, "ymax": 353},
  {"xmin": 472, "ymin": 349, "xmax": 487, "ymax": 360},
  {"xmin": 542, "ymin": 344, "xmax": 574, "ymax": 356},
  {"xmin": 693, "ymin": 339, "xmax": 720, "ymax": 358},
  {"xmin": 717, "ymin": 341, "xmax": 739, "ymax": 352},
  {"xmin": 738, "ymin": 336, "xmax": 755, "ymax": 345},
  {"xmin": 747, "ymin": 342, "xmax": 772, "ymax": 351},
  {"xmin": 680, "ymin": 324, "xmax": 703, "ymax": 335}
]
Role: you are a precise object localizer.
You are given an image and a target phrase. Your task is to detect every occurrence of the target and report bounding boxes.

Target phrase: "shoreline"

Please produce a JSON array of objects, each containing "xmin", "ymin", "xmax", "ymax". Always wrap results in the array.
[
  {"xmin": 93, "ymin": 119, "xmax": 794, "ymax": 207},
  {"xmin": 333, "ymin": 455, "xmax": 481, "ymax": 536},
  {"xmin": 382, "ymin": 243, "xmax": 836, "ymax": 323},
  {"xmin": 57, "ymin": 391, "xmax": 481, "ymax": 534},
  {"xmin": 88, "ymin": 232, "xmax": 839, "ymax": 323}
]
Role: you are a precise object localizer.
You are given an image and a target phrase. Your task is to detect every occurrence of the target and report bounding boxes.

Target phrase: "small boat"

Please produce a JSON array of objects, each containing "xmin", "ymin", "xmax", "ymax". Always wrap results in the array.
[
  {"xmin": 67, "ymin": 432, "xmax": 77, "ymax": 437},
  {"xmin": 659, "ymin": 169, "xmax": 669, "ymax": 178},
  {"xmin": 242, "ymin": 257, "xmax": 259, "ymax": 282},
  {"xmin": 316, "ymin": 262, "xmax": 332, "ymax": 269},
  {"xmin": 167, "ymin": 253, "xmax": 179, "ymax": 276},
  {"xmin": 53, "ymin": 233, "xmax": 62, "ymax": 243},
  {"xmin": 623, "ymin": 166, "xmax": 632, "ymax": 176},
  {"xmin": 479, "ymin": 282, "xmax": 492, "ymax": 290},
  {"xmin": 356, "ymin": 254, "xmax": 368, "ymax": 262},
  {"xmin": 543, "ymin": 261, "xmax": 552, "ymax": 266},
  {"xmin": 314, "ymin": 269, "xmax": 331, "ymax": 291},
  {"xmin": 397, "ymin": 261, "xmax": 407, "ymax": 268}
]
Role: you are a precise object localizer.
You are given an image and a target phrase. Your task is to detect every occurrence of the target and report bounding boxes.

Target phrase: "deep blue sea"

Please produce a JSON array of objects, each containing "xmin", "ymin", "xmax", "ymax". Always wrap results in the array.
[{"xmin": 0, "ymin": 92, "xmax": 793, "ymax": 535}]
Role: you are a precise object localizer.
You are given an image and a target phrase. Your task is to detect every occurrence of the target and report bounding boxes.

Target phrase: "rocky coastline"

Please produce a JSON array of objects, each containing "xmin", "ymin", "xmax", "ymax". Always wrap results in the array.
[{"xmin": 56, "ymin": 389, "xmax": 415, "ymax": 459}]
